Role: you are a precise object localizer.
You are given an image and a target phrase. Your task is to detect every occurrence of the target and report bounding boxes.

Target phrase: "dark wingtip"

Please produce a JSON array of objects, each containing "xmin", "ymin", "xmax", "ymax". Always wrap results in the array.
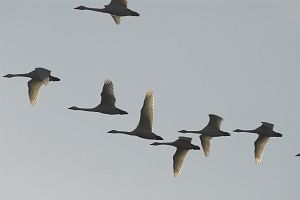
[{"xmin": 68, "ymin": 106, "xmax": 77, "ymax": 110}]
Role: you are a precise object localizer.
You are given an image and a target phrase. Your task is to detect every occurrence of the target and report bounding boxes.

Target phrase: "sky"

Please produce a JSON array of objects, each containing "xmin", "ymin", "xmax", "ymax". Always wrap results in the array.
[{"xmin": 1, "ymin": 0, "xmax": 300, "ymax": 199}]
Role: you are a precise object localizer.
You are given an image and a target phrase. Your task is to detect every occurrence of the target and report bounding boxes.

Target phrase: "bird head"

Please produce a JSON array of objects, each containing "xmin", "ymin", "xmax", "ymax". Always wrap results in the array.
[
  {"xmin": 68, "ymin": 106, "xmax": 79, "ymax": 110},
  {"xmin": 74, "ymin": 6, "xmax": 87, "ymax": 10},
  {"xmin": 150, "ymin": 142, "xmax": 161, "ymax": 146},
  {"xmin": 3, "ymin": 74, "xmax": 13, "ymax": 78},
  {"xmin": 233, "ymin": 129, "xmax": 242, "ymax": 132},
  {"xmin": 178, "ymin": 130, "xmax": 188, "ymax": 133}
]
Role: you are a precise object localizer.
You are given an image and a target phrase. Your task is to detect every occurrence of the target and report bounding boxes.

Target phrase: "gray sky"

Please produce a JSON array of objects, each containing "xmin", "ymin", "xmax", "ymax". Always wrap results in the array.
[{"xmin": 1, "ymin": 0, "xmax": 300, "ymax": 199}]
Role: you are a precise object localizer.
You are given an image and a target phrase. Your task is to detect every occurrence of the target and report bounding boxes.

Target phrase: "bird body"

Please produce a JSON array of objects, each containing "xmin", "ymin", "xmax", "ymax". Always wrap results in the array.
[
  {"xmin": 234, "ymin": 122, "xmax": 282, "ymax": 164},
  {"xmin": 74, "ymin": 0, "xmax": 139, "ymax": 25},
  {"xmin": 151, "ymin": 137, "xmax": 200, "ymax": 177},
  {"xmin": 68, "ymin": 80, "xmax": 128, "ymax": 115},
  {"xmin": 108, "ymin": 91, "xmax": 163, "ymax": 140},
  {"xmin": 178, "ymin": 114, "xmax": 230, "ymax": 157},
  {"xmin": 3, "ymin": 67, "xmax": 60, "ymax": 105}
]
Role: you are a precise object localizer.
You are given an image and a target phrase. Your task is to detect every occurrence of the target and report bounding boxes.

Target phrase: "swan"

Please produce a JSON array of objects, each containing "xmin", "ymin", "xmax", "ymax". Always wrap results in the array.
[
  {"xmin": 3, "ymin": 67, "xmax": 60, "ymax": 105},
  {"xmin": 178, "ymin": 114, "xmax": 230, "ymax": 157},
  {"xmin": 108, "ymin": 91, "xmax": 163, "ymax": 140},
  {"xmin": 68, "ymin": 79, "xmax": 128, "ymax": 115},
  {"xmin": 234, "ymin": 122, "xmax": 283, "ymax": 164},
  {"xmin": 151, "ymin": 137, "xmax": 200, "ymax": 177},
  {"xmin": 74, "ymin": 0, "xmax": 140, "ymax": 25}
]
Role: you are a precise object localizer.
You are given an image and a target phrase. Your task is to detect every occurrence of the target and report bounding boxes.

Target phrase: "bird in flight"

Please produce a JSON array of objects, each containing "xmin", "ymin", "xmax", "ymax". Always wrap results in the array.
[
  {"xmin": 3, "ymin": 67, "xmax": 60, "ymax": 105},
  {"xmin": 74, "ymin": 0, "xmax": 140, "ymax": 25}
]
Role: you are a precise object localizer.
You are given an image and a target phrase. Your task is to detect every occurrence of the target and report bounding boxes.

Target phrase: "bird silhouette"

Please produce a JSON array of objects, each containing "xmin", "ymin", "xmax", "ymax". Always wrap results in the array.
[
  {"xmin": 3, "ymin": 67, "xmax": 60, "ymax": 105},
  {"xmin": 68, "ymin": 79, "xmax": 128, "ymax": 115},
  {"xmin": 234, "ymin": 122, "xmax": 282, "ymax": 164},
  {"xmin": 108, "ymin": 91, "xmax": 163, "ymax": 140},
  {"xmin": 151, "ymin": 137, "xmax": 200, "ymax": 177},
  {"xmin": 74, "ymin": 0, "xmax": 139, "ymax": 25},
  {"xmin": 178, "ymin": 114, "xmax": 230, "ymax": 157}
]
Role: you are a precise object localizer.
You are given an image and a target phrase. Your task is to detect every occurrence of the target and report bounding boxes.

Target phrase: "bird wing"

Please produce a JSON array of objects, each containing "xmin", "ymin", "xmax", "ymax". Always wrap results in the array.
[
  {"xmin": 28, "ymin": 79, "xmax": 44, "ymax": 105},
  {"xmin": 99, "ymin": 80, "xmax": 116, "ymax": 107},
  {"xmin": 173, "ymin": 149, "xmax": 189, "ymax": 177},
  {"xmin": 200, "ymin": 135, "xmax": 212, "ymax": 157},
  {"xmin": 254, "ymin": 136, "xmax": 270, "ymax": 164},
  {"xmin": 111, "ymin": 15, "xmax": 121, "ymax": 25},
  {"xmin": 35, "ymin": 68, "xmax": 51, "ymax": 85},
  {"xmin": 108, "ymin": 0, "xmax": 128, "ymax": 8},
  {"xmin": 261, "ymin": 122, "xmax": 274, "ymax": 131},
  {"xmin": 178, "ymin": 136, "xmax": 192, "ymax": 142},
  {"xmin": 206, "ymin": 114, "xmax": 223, "ymax": 130},
  {"xmin": 136, "ymin": 91, "xmax": 153, "ymax": 131}
]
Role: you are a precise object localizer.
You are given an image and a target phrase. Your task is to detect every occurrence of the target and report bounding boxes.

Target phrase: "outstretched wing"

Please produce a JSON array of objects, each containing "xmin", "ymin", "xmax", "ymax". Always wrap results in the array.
[
  {"xmin": 35, "ymin": 68, "xmax": 51, "ymax": 85},
  {"xmin": 200, "ymin": 135, "xmax": 212, "ymax": 157},
  {"xmin": 206, "ymin": 114, "xmax": 223, "ymax": 131},
  {"xmin": 108, "ymin": 0, "xmax": 128, "ymax": 8},
  {"xmin": 28, "ymin": 79, "xmax": 44, "ymax": 105},
  {"xmin": 254, "ymin": 136, "xmax": 270, "ymax": 164},
  {"xmin": 99, "ymin": 80, "xmax": 116, "ymax": 108},
  {"xmin": 173, "ymin": 149, "xmax": 189, "ymax": 177},
  {"xmin": 261, "ymin": 122, "xmax": 274, "ymax": 131},
  {"xmin": 111, "ymin": 15, "xmax": 121, "ymax": 25},
  {"xmin": 136, "ymin": 91, "xmax": 153, "ymax": 131}
]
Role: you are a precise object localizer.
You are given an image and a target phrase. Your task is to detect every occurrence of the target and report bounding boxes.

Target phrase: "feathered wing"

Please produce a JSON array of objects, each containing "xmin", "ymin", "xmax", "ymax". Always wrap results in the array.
[
  {"xmin": 200, "ymin": 135, "xmax": 212, "ymax": 157},
  {"xmin": 108, "ymin": 0, "xmax": 128, "ymax": 8},
  {"xmin": 206, "ymin": 114, "xmax": 223, "ymax": 131},
  {"xmin": 35, "ymin": 68, "xmax": 51, "ymax": 85},
  {"xmin": 261, "ymin": 122, "xmax": 274, "ymax": 130},
  {"xmin": 254, "ymin": 136, "xmax": 270, "ymax": 164},
  {"xmin": 111, "ymin": 15, "xmax": 121, "ymax": 25},
  {"xmin": 28, "ymin": 79, "xmax": 44, "ymax": 105},
  {"xmin": 99, "ymin": 80, "xmax": 116, "ymax": 107},
  {"xmin": 255, "ymin": 122, "xmax": 274, "ymax": 134},
  {"xmin": 136, "ymin": 91, "xmax": 153, "ymax": 131},
  {"xmin": 173, "ymin": 149, "xmax": 189, "ymax": 177}
]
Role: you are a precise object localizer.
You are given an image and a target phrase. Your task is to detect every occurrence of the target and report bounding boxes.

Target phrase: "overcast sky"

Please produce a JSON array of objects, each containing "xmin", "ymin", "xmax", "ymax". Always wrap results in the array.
[{"xmin": 1, "ymin": 0, "xmax": 300, "ymax": 200}]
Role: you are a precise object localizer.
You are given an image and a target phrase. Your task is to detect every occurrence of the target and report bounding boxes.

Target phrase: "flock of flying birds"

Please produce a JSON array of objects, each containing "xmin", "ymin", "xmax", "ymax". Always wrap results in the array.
[{"xmin": 3, "ymin": 0, "xmax": 300, "ymax": 177}]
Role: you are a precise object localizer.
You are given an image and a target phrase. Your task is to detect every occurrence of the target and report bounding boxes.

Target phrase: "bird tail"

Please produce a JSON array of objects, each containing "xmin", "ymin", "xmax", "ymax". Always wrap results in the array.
[
  {"xmin": 117, "ymin": 108, "xmax": 128, "ymax": 115},
  {"xmin": 49, "ymin": 75, "xmax": 60, "ymax": 81}
]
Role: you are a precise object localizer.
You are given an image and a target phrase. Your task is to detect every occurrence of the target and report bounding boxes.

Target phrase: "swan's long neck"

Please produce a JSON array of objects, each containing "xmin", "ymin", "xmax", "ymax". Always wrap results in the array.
[
  {"xmin": 4, "ymin": 73, "xmax": 31, "ymax": 78},
  {"xmin": 69, "ymin": 106, "xmax": 95, "ymax": 112},
  {"xmin": 108, "ymin": 130, "xmax": 132, "ymax": 135},
  {"xmin": 180, "ymin": 130, "xmax": 201, "ymax": 134},
  {"xmin": 83, "ymin": 7, "xmax": 107, "ymax": 13},
  {"xmin": 151, "ymin": 142, "xmax": 174, "ymax": 146},
  {"xmin": 235, "ymin": 129, "xmax": 257, "ymax": 133}
]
